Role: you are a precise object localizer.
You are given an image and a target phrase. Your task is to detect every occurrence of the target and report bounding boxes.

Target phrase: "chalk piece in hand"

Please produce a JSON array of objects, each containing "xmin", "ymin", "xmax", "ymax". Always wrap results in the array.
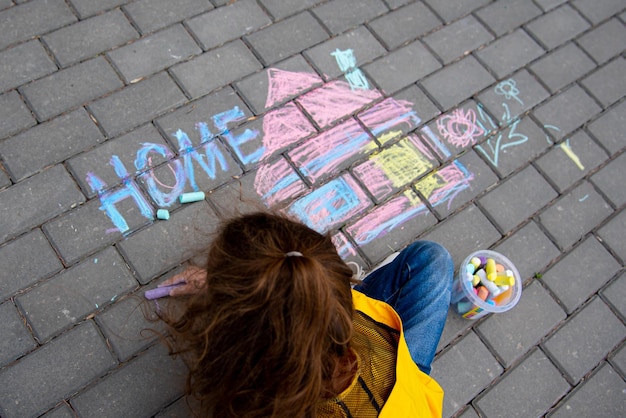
[
  {"xmin": 144, "ymin": 283, "xmax": 185, "ymax": 299},
  {"xmin": 179, "ymin": 192, "xmax": 205, "ymax": 203},
  {"xmin": 156, "ymin": 209, "xmax": 170, "ymax": 220}
]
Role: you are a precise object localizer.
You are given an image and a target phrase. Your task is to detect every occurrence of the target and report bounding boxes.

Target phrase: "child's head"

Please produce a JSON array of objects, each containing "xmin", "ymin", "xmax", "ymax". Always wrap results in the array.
[{"xmin": 163, "ymin": 212, "xmax": 355, "ymax": 417}]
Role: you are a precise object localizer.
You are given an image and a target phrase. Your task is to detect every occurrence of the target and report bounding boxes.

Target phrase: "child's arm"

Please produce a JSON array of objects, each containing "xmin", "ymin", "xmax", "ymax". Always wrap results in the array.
[{"xmin": 147, "ymin": 265, "xmax": 208, "ymax": 298}]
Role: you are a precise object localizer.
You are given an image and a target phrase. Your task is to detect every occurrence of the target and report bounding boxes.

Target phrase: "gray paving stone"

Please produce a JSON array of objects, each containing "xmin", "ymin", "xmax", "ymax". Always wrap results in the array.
[
  {"xmin": 208, "ymin": 170, "xmax": 279, "ymax": 217},
  {"xmin": 0, "ymin": 40, "xmax": 57, "ymax": 93},
  {"xmin": 117, "ymin": 201, "xmax": 218, "ymax": 284},
  {"xmin": 311, "ymin": 0, "xmax": 388, "ymax": 35},
  {"xmin": 0, "ymin": 301, "xmax": 37, "ymax": 367},
  {"xmin": 423, "ymin": 0, "xmax": 491, "ymax": 24},
  {"xmin": 587, "ymin": 100, "xmax": 626, "ymax": 155},
  {"xmin": 0, "ymin": 0, "xmax": 11, "ymax": 10},
  {"xmin": 68, "ymin": 0, "xmax": 130, "ymax": 18},
  {"xmin": 44, "ymin": 198, "xmax": 152, "ymax": 265},
  {"xmin": 420, "ymin": 56, "xmax": 494, "ymax": 110},
  {"xmin": 304, "ymin": 26, "xmax": 386, "ymax": 81},
  {"xmin": 431, "ymin": 331, "xmax": 503, "ymax": 418},
  {"xmin": 476, "ymin": 349, "xmax": 570, "ymax": 417},
  {"xmin": 235, "ymin": 55, "xmax": 322, "ymax": 114},
  {"xmin": 598, "ymin": 209, "xmax": 626, "ymax": 265},
  {"xmin": 16, "ymin": 247, "xmax": 136, "ymax": 341},
  {"xmin": 416, "ymin": 150, "xmax": 498, "ymax": 218},
  {"xmin": 368, "ymin": 1, "xmax": 442, "ymax": 50},
  {"xmin": 0, "ymin": 321, "xmax": 116, "ymax": 418},
  {"xmin": 581, "ymin": 57, "xmax": 626, "ymax": 108},
  {"xmin": 155, "ymin": 86, "xmax": 253, "ymax": 148},
  {"xmin": 72, "ymin": 344, "xmax": 186, "ymax": 417},
  {"xmin": 436, "ymin": 308, "xmax": 472, "ymax": 352},
  {"xmin": 479, "ymin": 165, "xmax": 557, "ymax": 233},
  {"xmin": 155, "ymin": 397, "xmax": 195, "ymax": 418},
  {"xmin": 539, "ymin": 181, "xmax": 613, "ymax": 249},
  {"xmin": 363, "ymin": 40, "xmax": 441, "ymax": 95},
  {"xmin": 534, "ymin": 0, "xmax": 568, "ymax": 12},
  {"xmin": 493, "ymin": 220, "xmax": 561, "ymax": 282},
  {"xmin": 572, "ymin": 0, "xmax": 626, "ymax": 24},
  {"xmin": 40, "ymin": 403, "xmax": 75, "ymax": 418},
  {"xmin": 457, "ymin": 406, "xmax": 480, "ymax": 418},
  {"xmin": 0, "ymin": 108, "xmax": 104, "ymax": 181},
  {"xmin": 424, "ymin": 16, "xmax": 494, "ymax": 64},
  {"xmin": 533, "ymin": 85, "xmax": 602, "ymax": 141},
  {"xmin": 477, "ymin": 116, "xmax": 551, "ymax": 177},
  {"xmin": 577, "ymin": 18, "xmax": 626, "ymax": 65},
  {"xmin": 394, "ymin": 85, "xmax": 441, "ymax": 124},
  {"xmin": 96, "ymin": 290, "xmax": 167, "ymax": 362},
  {"xmin": 550, "ymin": 363, "xmax": 626, "ymax": 418},
  {"xmin": 67, "ymin": 124, "xmax": 172, "ymax": 198},
  {"xmin": 245, "ymin": 12, "xmax": 329, "ymax": 65},
  {"xmin": 477, "ymin": 281, "xmax": 566, "ymax": 366},
  {"xmin": 385, "ymin": 0, "xmax": 412, "ymax": 9},
  {"xmin": 0, "ymin": 0, "xmax": 76, "ymax": 50},
  {"xmin": 0, "ymin": 90, "xmax": 36, "ymax": 140},
  {"xmin": 0, "ymin": 165, "xmax": 86, "ymax": 244},
  {"xmin": 186, "ymin": 0, "xmax": 270, "ymax": 51},
  {"xmin": 543, "ymin": 297, "xmax": 626, "ymax": 383},
  {"xmin": 123, "ymin": 0, "xmax": 212, "ymax": 34},
  {"xmin": 43, "ymin": 9, "xmax": 140, "ymax": 68},
  {"xmin": 171, "ymin": 40, "xmax": 262, "ymax": 99},
  {"xmin": 476, "ymin": 29, "xmax": 545, "ymax": 79},
  {"xmin": 542, "ymin": 237, "xmax": 621, "ymax": 314},
  {"xmin": 421, "ymin": 204, "xmax": 501, "ymax": 269},
  {"xmin": 0, "ymin": 230, "xmax": 62, "ymax": 301},
  {"xmin": 20, "ymin": 57, "xmax": 123, "ymax": 121},
  {"xmin": 475, "ymin": 0, "xmax": 543, "ymax": 36},
  {"xmin": 0, "ymin": 167, "xmax": 10, "ymax": 189},
  {"xmin": 16, "ymin": 247, "xmax": 137, "ymax": 341},
  {"xmin": 259, "ymin": 0, "xmax": 325, "ymax": 19},
  {"xmin": 108, "ymin": 25, "xmax": 202, "ymax": 84},
  {"xmin": 89, "ymin": 72, "xmax": 187, "ymax": 137},
  {"xmin": 529, "ymin": 42, "xmax": 596, "ymax": 93},
  {"xmin": 611, "ymin": 341, "xmax": 626, "ymax": 377},
  {"xmin": 535, "ymin": 130, "xmax": 609, "ymax": 193},
  {"xmin": 525, "ymin": 4, "xmax": 591, "ymax": 50},
  {"xmin": 477, "ymin": 69, "xmax": 550, "ymax": 126},
  {"xmin": 593, "ymin": 151, "xmax": 626, "ymax": 208},
  {"xmin": 602, "ymin": 272, "xmax": 625, "ymax": 320}
]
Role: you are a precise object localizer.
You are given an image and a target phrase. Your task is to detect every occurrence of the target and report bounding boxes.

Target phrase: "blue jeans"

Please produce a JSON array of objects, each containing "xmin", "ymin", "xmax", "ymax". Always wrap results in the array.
[{"xmin": 354, "ymin": 241, "xmax": 453, "ymax": 375}]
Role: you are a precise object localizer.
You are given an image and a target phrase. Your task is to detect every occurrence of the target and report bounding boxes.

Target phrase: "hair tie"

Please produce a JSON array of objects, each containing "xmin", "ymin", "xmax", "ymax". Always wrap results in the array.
[{"xmin": 285, "ymin": 251, "xmax": 303, "ymax": 257}]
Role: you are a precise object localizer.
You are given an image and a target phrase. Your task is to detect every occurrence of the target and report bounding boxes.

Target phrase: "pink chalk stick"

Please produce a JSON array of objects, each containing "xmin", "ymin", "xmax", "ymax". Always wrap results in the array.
[{"xmin": 144, "ymin": 283, "xmax": 185, "ymax": 300}]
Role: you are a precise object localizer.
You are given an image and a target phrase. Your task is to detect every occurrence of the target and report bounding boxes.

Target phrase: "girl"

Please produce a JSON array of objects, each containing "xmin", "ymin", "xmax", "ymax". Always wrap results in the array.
[{"xmin": 157, "ymin": 212, "xmax": 452, "ymax": 417}]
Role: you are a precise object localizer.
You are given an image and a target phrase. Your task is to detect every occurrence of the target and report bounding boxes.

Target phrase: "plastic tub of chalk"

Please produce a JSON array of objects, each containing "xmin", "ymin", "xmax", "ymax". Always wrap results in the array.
[{"xmin": 450, "ymin": 250, "xmax": 522, "ymax": 320}]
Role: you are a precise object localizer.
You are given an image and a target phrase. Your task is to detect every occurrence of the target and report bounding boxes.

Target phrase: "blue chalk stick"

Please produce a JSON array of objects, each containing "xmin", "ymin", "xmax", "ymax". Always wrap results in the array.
[
  {"xmin": 144, "ymin": 283, "xmax": 185, "ymax": 300},
  {"xmin": 179, "ymin": 192, "xmax": 205, "ymax": 203},
  {"xmin": 156, "ymin": 209, "xmax": 170, "ymax": 220}
]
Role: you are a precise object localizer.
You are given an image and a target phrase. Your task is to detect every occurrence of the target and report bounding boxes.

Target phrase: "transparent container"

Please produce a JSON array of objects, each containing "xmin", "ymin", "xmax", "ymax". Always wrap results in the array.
[{"xmin": 450, "ymin": 250, "xmax": 522, "ymax": 320}]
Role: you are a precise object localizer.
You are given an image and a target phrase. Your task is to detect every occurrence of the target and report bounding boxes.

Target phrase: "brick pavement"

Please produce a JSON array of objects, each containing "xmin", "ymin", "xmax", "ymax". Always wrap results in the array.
[{"xmin": 0, "ymin": 0, "xmax": 625, "ymax": 416}]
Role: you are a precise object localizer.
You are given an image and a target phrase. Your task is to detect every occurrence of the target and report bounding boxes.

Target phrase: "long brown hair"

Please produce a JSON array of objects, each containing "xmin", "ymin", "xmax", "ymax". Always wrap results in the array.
[{"xmin": 161, "ymin": 212, "xmax": 356, "ymax": 417}]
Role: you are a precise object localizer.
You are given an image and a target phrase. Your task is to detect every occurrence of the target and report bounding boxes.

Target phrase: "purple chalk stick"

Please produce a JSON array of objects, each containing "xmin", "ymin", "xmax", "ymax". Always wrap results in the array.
[{"xmin": 144, "ymin": 283, "xmax": 185, "ymax": 300}]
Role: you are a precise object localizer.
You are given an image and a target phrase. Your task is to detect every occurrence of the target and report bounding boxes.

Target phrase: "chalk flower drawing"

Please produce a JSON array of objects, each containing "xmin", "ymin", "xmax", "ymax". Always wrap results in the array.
[{"xmin": 436, "ymin": 108, "xmax": 485, "ymax": 148}]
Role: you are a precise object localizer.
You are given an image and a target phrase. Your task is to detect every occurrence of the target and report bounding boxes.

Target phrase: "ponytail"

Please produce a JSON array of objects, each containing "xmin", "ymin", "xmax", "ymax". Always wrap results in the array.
[{"xmin": 161, "ymin": 212, "xmax": 355, "ymax": 417}]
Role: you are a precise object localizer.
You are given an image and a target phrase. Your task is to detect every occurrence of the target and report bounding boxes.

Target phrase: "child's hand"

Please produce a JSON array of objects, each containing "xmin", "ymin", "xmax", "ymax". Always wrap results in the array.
[{"xmin": 159, "ymin": 265, "xmax": 207, "ymax": 297}]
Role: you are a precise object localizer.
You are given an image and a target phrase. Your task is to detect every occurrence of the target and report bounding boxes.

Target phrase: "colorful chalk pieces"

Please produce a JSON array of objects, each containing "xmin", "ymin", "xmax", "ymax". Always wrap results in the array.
[
  {"xmin": 179, "ymin": 192, "xmax": 205, "ymax": 203},
  {"xmin": 486, "ymin": 258, "xmax": 497, "ymax": 281},
  {"xmin": 477, "ymin": 286, "xmax": 489, "ymax": 301},
  {"xmin": 156, "ymin": 209, "xmax": 170, "ymax": 220}
]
